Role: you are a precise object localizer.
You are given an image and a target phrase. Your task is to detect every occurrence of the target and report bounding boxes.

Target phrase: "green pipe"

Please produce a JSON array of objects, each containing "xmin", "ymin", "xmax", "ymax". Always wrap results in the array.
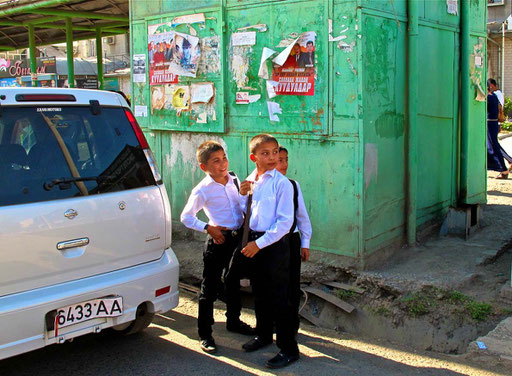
[
  {"xmin": 406, "ymin": 0, "xmax": 418, "ymax": 246},
  {"xmin": 32, "ymin": 9, "xmax": 129, "ymax": 22},
  {"xmin": 0, "ymin": 20, "xmax": 127, "ymax": 33},
  {"xmin": 460, "ymin": 0, "xmax": 470, "ymax": 203},
  {"xmin": 96, "ymin": 27, "xmax": 103, "ymax": 90},
  {"xmin": 28, "ymin": 24, "xmax": 37, "ymax": 87},
  {"xmin": 25, "ymin": 16, "xmax": 62, "ymax": 25},
  {"xmin": 66, "ymin": 17, "xmax": 74, "ymax": 88},
  {"xmin": 0, "ymin": 0, "xmax": 75, "ymax": 17},
  {"xmin": 0, "ymin": 29, "xmax": 124, "ymax": 52}
]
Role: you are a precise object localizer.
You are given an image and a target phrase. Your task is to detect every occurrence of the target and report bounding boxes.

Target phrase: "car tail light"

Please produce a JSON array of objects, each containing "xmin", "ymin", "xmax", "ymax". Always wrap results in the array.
[
  {"xmin": 16, "ymin": 94, "xmax": 76, "ymax": 102},
  {"xmin": 155, "ymin": 286, "xmax": 171, "ymax": 297},
  {"xmin": 124, "ymin": 109, "xmax": 162, "ymax": 183}
]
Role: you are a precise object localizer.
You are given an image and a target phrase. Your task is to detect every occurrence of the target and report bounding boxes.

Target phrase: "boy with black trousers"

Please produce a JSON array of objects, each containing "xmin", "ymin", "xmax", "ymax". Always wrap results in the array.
[
  {"xmin": 238, "ymin": 134, "xmax": 299, "ymax": 369},
  {"xmin": 276, "ymin": 145, "xmax": 312, "ymax": 336},
  {"xmin": 180, "ymin": 141, "xmax": 254, "ymax": 354}
]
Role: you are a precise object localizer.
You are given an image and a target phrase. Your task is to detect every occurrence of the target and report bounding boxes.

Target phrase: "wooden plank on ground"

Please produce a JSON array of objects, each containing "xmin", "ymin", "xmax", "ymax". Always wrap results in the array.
[
  {"xmin": 299, "ymin": 310, "xmax": 323, "ymax": 327},
  {"xmin": 303, "ymin": 286, "xmax": 355, "ymax": 313},
  {"xmin": 322, "ymin": 281, "xmax": 365, "ymax": 294}
]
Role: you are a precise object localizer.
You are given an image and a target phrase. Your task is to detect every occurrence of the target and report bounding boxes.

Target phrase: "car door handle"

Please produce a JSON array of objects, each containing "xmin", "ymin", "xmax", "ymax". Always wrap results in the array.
[{"xmin": 57, "ymin": 238, "xmax": 89, "ymax": 250}]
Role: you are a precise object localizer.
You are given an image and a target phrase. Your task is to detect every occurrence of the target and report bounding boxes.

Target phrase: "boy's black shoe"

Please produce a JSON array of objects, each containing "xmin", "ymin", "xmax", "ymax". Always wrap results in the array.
[
  {"xmin": 200, "ymin": 337, "xmax": 217, "ymax": 354},
  {"xmin": 242, "ymin": 336, "xmax": 272, "ymax": 352},
  {"xmin": 226, "ymin": 321, "xmax": 256, "ymax": 335},
  {"xmin": 265, "ymin": 352, "xmax": 299, "ymax": 369}
]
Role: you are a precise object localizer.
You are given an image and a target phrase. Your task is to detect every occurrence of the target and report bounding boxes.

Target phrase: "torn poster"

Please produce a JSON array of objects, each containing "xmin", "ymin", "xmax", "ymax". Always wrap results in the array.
[
  {"xmin": 236, "ymin": 92, "xmax": 249, "ymax": 104},
  {"xmin": 267, "ymin": 101, "xmax": 282, "ymax": 122},
  {"xmin": 447, "ymin": 0, "xmax": 457, "ymax": 15},
  {"xmin": 171, "ymin": 85, "xmax": 191, "ymax": 110},
  {"xmin": 197, "ymin": 36, "xmax": 221, "ymax": 75},
  {"xmin": 168, "ymin": 32, "xmax": 201, "ymax": 78},
  {"xmin": 151, "ymin": 86, "xmax": 166, "ymax": 113},
  {"xmin": 258, "ymin": 47, "xmax": 276, "ymax": 79},
  {"xmin": 134, "ymin": 105, "xmax": 148, "ymax": 117},
  {"xmin": 271, "ymin": 31, "xmax": 316, "ymax": 96},
  {"xmin": 231, "ymin": 31, "xmax": 256, "ymax": 46},
  {"xmin": 249, "ymin": 94, "xmax": 261, "ymax": 103},
  {"xmin": 230, "ymin": 46, "xmax": 251, "ymax": 89},
  {"xmin": 148, "ymin": 24, "xmax": 179, "ymax": 85},
  {"xmin": 191, "ymin": 82, "xmax": 214, "ymax": 103},
  {"xmin": 266, "ymin": 80, "xmax": 278, "ymax": 99},
  {"xmin": 196, "ymin": 112, "xmax": 207, "ymax": 124},
  {"xmin": 171, "ymin": 13, "xmax": 205, "ymax": 27},
  {"xmin": 237, "ymin": 24, "xmax": 267, "ymax": 32},
  {"xmin": 133, "ymin": 54, "xmax": 146, "ymax": 83}
]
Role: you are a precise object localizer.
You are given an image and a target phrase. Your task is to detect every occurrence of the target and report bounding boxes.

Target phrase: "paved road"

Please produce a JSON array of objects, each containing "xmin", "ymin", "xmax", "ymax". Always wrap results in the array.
[{"xmin": 0, "ymin": 293, "xmax": 505, "ymax": 376}]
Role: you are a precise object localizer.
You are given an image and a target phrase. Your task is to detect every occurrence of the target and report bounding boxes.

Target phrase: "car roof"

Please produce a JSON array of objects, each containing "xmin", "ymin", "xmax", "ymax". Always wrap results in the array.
[{"xmin": 0, "ymin": 87, "xmax": 128, "ymax": 107}]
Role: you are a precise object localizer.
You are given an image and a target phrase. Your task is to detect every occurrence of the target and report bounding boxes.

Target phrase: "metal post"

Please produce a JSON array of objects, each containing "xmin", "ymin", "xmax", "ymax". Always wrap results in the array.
[
  {"xmin": 28, "ymin": 24, "xmax": 37, "ymax": 87},
  {"xmin": 406, "ymin": 0, "xmax": 418, "ymax": 246},
  {"xmin": 66, "ymin": 17, "xmax": 74, "ymax": 87},
  {"xmin": 460, "ymin": 0, "xmax": 470, "ymax": 202},
  {"xmin": 502, "ymin": 22, "xmax": 505, "ymax": 94},
  {"xmin": 96, "ymin": 27, "xmax": 103, "ymax": 90}
]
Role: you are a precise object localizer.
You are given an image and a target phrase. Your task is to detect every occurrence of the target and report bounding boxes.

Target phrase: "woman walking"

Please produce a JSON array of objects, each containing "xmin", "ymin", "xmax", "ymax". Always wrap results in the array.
[{"xmin": 487, "ymin": 80, "xmax": 509, "ymax": 179}]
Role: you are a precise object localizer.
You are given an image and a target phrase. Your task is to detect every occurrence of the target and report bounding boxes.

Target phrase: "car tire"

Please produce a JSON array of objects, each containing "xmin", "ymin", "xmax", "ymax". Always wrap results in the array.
[{"xmin": 113, "ymin": 303, "xmax": 154, "ymax": 335}]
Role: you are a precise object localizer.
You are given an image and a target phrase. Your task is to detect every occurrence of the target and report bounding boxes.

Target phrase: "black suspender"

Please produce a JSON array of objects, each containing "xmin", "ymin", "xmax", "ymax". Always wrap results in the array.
[
  {"xmin": 289, "ymin": 178, "xmax": 298, "ymax": 233},
  {"xmin": 228, "ymin": 171, "xmax": 240, "ymax": 192}
]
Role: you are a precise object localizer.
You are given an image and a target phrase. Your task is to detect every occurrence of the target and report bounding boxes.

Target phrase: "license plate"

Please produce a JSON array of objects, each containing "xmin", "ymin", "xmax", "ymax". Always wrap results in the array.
[{"xmin": 56, "ymin": 296, "xmax": 123, "ymax": 329}]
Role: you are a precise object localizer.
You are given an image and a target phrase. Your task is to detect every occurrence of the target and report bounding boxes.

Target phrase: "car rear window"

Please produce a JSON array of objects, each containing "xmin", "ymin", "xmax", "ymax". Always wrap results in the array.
[{"xmin": 0, "ymin": 106, "xmax": 156, "ymax": 207}]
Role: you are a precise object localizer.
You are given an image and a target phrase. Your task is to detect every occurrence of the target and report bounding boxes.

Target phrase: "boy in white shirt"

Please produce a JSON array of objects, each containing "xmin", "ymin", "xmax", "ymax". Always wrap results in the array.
[
  {"xmin": 181, "ymin": 141, "xmax": 254, "ymax": 354},
  {"xmin": 239, "ymin": 134, "xmax": 299, "ymax": 369},
  {"xmin": 276, "ymin": 145, "xmax": 312, "ymax": 336}
]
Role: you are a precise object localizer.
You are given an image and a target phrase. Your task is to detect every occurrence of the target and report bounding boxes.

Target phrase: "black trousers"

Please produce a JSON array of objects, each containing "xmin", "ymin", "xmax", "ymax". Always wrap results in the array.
[
  {"xmin": 248, "ymin": 232, "xmax": 299, "ymax": 356},
  {"xmin": 198, "ymin": 230, "xmax": 242, "ymax": 340},
  {"xmin": 289, "ymin": 231, "xmax": 302, "ymax": 335}
]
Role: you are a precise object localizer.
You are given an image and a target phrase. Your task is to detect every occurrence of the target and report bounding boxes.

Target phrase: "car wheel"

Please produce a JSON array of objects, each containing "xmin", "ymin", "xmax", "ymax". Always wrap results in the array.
[{"xmin": 113, "ymin": 303, "xmax": 154, "ymax": 335}]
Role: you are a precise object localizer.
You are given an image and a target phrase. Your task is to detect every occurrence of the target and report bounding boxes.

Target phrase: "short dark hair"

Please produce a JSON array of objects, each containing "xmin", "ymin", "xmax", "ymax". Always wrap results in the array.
[
  {"xmin": 196, "ymin": 141, "xmax": 224, "ymax": 165},
  {"xmin": 249, "ymin": 134, "xmax": 278, "ymax": 154},
  {"xmin": 488, "ymin": 78, "xmax": 497, "ymax": 87},
  {"xmin": 278, "ymin": 145, "xmax": 288, "ymax": 153},
  {"xmin": 306, "ymin": 41, "xmax": 314, "ymax": 46}
]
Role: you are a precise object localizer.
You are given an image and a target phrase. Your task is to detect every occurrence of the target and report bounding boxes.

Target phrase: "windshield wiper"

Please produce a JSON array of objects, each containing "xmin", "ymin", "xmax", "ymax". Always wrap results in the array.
[{"xmin": 43, "ymin": 176, "xmax": 113, "ymax": 191}]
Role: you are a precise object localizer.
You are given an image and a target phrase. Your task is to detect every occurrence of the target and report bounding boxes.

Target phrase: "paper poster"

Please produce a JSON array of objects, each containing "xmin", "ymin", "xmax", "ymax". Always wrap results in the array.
[
  {"xmin": 258, "ymin": 47, "xmax": 276, "ymax": 79},
  {"xmin": 266, "ymin": 80, "xmax": 278, "ymax": 99},
  {"xmin": 151, "ymin": 86, "xmax": 166, "ymax": 113},
  {"xmin": 231, "ymin": 31, "xmax": 257, "ymax": 46},
  {"xmin": 196, "ymin": 112, "xmax": 207, "ymax": 124},
  {"xmin": 249, "ymin": 94, "xmax": 261, "ymax": 103},
  {"xmin": 171, "ymin": 85, "xmax": 190, "ymax": 110},
  {"xmin": 134, "ymin": 105, "xmax": 148, "ymax": 117},
  {"xmin": 171, "ymin": 13, "xmax": 205, "ymax": 27},
  {"xmin": 133, "ymin": 54, "xmax": 146, "ymax": 83},
  {"xmin": 267, "ymin": 101, "xmax": 282, "ymax": 122},
  {"xmin": 191, "ymin": 82, "xmax": 214, "ymax": 103},
  {"xmin": 148, "ymin": 24, "xmax": 179, "ymax": 85},
  {"xmin": 271, "ymin": 31, "xmax": 316, "ymax": 96},
  {"xmin": 236, "ymin": 91, "xmax": 249, "ymax": 104},
  {"xmin": 148, "ymin": 24, "xmax": 201, "ymax": 82},
  {"xmin": 169, "ymin": 32, "xmax": 201, "ymax": 78},
  {"xmin": 447, "ymin": 0, "xmax": 457, "ymax": 15}
]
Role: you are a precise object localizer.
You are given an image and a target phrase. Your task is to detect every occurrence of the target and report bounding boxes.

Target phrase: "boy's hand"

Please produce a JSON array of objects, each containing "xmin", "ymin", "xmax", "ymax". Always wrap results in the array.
[
  {"xmin": 207, "ymin": 225, "xmax": 227, "ymax": 244},
  {"xmin": 301, "ymin": 248, "xmax": 310, "ymax": 262},
  {"xmin": 240, "ymin": 180, "xmax": 253, "ymax": 196},
  {"xmin": 241, "ymin": 241, "xmax": 260, "ymax": 258}
]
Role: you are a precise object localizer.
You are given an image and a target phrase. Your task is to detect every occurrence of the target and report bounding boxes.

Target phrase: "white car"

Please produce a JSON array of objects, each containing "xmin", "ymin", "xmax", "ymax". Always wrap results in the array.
[{"xmin": 0, "ymin": 88, "xmax": 179, "ymax": 360}]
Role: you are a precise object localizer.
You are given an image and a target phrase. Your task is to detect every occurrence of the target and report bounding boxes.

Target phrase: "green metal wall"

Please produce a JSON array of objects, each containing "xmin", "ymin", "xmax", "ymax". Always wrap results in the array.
[{"xmin": 130, "ymin": 0, "xmax": 487, "ymax": 265}]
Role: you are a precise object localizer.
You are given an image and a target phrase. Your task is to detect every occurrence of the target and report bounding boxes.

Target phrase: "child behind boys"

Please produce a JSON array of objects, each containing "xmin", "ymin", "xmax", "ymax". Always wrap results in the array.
[
  {"xmin": 276, "ymin": 145, "xmax": 312, "ymax": 336},
  {"xmin": 180, "ymin": 141, "xmax": 254, "ymax": 354},
  {"xmin": 238, "ymin": 134, "xmax": 299, "ymax": 369}
]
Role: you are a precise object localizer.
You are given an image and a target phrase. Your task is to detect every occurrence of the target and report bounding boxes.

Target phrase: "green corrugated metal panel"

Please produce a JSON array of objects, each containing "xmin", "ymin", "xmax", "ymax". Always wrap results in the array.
[{"xmin": 132, "ymin": 0, "xmax": 487, "ymax": 266}]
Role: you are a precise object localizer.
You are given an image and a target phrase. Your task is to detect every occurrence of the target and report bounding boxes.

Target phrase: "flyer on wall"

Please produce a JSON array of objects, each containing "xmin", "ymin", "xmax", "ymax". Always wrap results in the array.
[
  {"xmin": 271, "ymin": 31, "xmax": 316, "ymax": 96},
  {"xmin": 148, "ymin": 23, "xmax": 179, "ymax": 85}
]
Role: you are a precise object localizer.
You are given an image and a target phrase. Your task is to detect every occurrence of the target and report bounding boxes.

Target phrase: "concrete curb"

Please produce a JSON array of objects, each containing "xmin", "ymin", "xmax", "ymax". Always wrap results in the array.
[{"xmin": 498, "ymin": 132, "xmax": 512, "ymax": 140}]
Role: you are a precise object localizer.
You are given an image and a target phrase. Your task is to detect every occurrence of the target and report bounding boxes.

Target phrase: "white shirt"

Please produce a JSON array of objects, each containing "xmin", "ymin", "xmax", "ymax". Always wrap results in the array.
[
  {"xmin": 242, "ymin": 168, "xmax": 294, "ymax": 249},
  {"xmin": 495, "ymin": 90, "xmax": 504, "ymax": 106},
  {"xmin": 291, "ymin": 180, "xmax": 312, "ymax": 248},
  {"xmin": 180, "ymin": 173, "xmax": 243, "ymax": 232}
]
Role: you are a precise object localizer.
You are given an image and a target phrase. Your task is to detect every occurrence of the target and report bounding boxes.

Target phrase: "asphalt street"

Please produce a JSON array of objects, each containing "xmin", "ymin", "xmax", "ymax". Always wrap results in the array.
[{"xmin": 0, "ymin": 293, "xmax": 505, "ymax": 376}]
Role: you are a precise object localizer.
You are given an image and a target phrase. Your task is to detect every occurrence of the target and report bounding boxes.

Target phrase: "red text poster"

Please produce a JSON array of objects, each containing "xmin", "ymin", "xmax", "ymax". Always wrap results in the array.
[{"xmin": 272, "ymin": 67, "xmax": 314, "ymax": 96}]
